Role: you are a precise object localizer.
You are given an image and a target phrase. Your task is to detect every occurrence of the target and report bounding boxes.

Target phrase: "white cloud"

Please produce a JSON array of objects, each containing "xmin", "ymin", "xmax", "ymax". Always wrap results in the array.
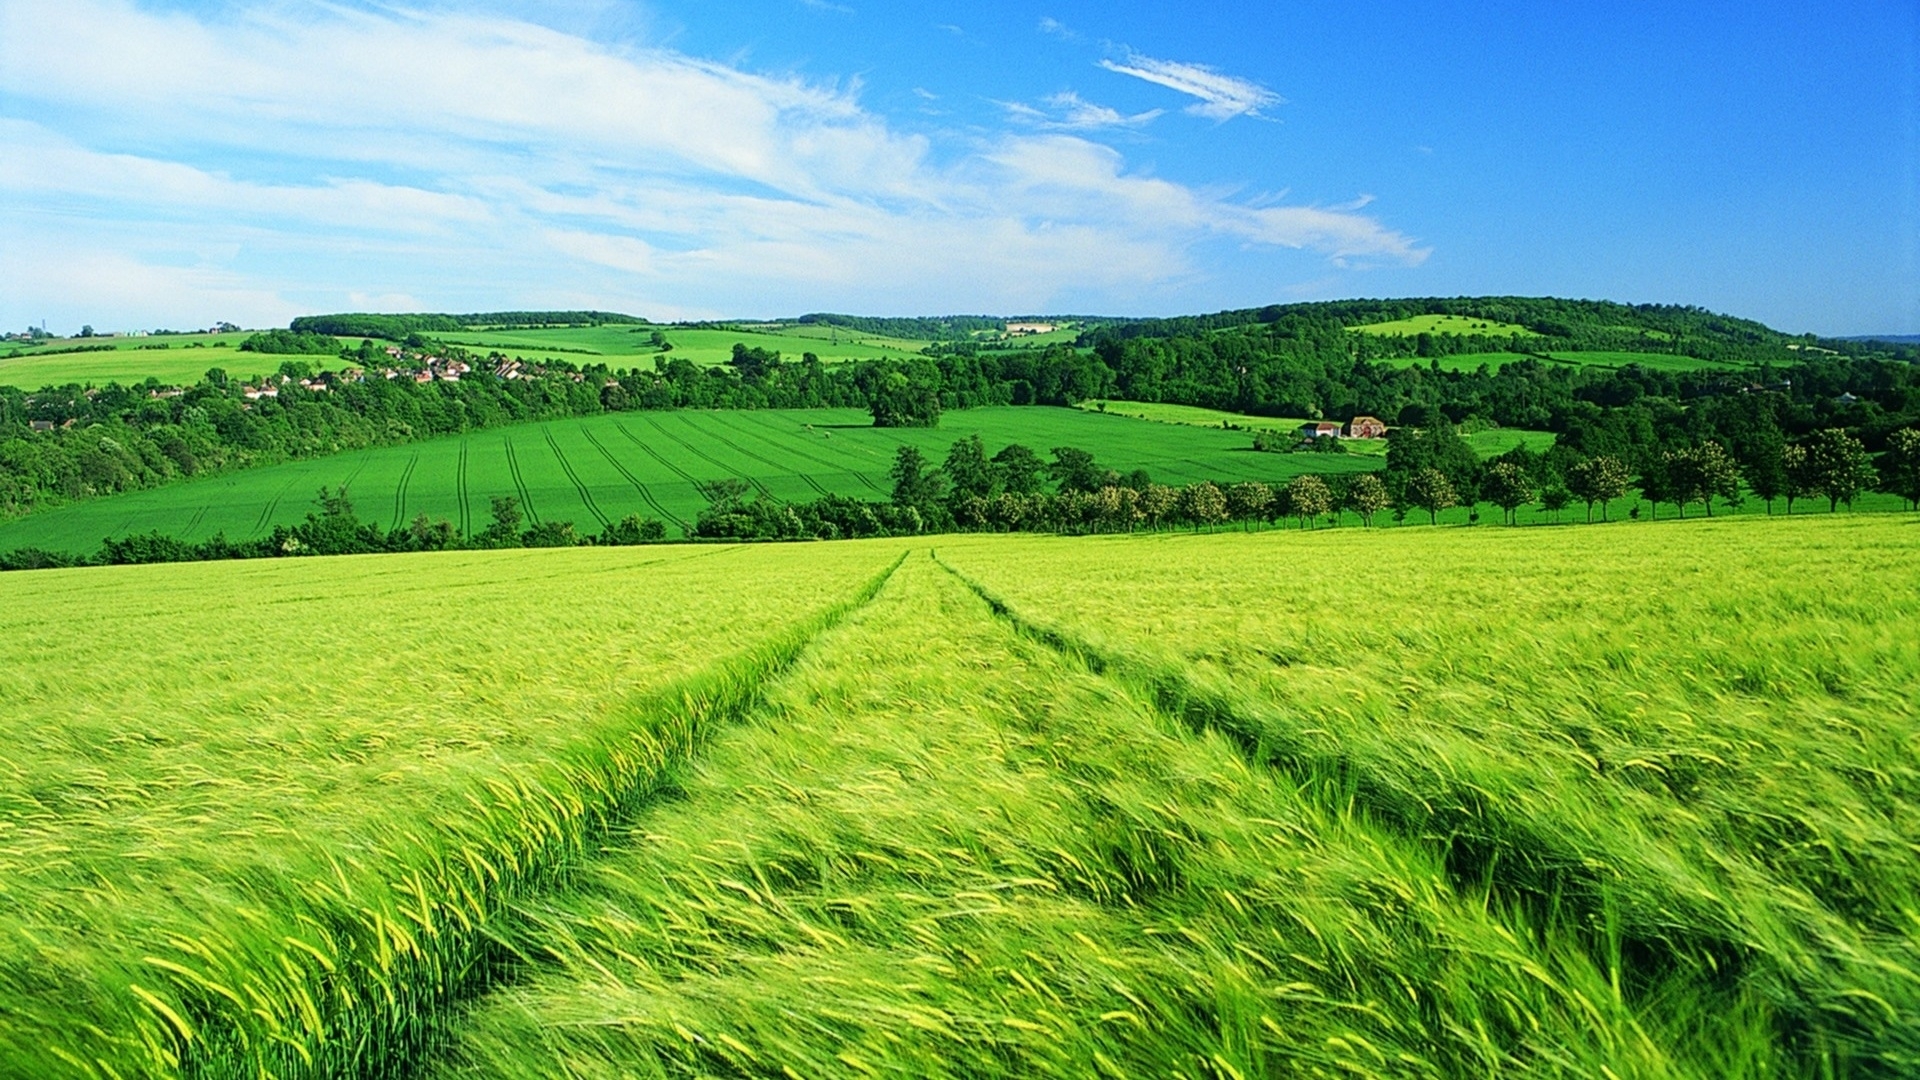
[
  {"xmin": 0, "ymin": 0, "xmax": 1418, "ymax": 325},
  {"xmin": 1003, "ymin": 92, "xmax": 1163, "ymax": 131},
  {"xmin": 1099, "ymin": 53, "xmax": 1283, "ymax": 121}
]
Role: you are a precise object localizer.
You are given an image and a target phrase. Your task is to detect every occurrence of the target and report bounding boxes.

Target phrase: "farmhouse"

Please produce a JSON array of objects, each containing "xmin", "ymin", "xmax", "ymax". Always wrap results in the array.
[
  {"xmin": 1347, "ymin": 415, "xmax": 1388, "ymax": 439},
  {"xmin": 1298, "ymin": 421, "xmax": 1342, "ymax": 441}
]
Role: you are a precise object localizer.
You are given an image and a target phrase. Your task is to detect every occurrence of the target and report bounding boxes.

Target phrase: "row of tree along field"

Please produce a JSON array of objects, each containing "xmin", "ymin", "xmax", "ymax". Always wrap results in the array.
[
  {"xmin": 13, "ymin": 421, "xmax": 1911, "ymax": 571},
  {"xmin": 2, "ymin": 297, "xmax": 1916, "ymax": 526}
]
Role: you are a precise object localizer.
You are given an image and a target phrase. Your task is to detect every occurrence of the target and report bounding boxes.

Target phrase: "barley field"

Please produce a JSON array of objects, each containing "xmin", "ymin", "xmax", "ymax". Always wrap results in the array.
[{"xmin": 2, "ymin": 514, "xmax": 1915, "ymax": 1078}]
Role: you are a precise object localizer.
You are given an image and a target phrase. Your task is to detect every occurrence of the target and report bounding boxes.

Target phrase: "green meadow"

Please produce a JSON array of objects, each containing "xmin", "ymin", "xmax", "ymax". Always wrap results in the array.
[
  {"xmin": 428, "ymin": 324, "xmax": 933, "ymax": 368},
  {"xmin": 1348, "ymin": 313, "xmax": 1540, "ymax": 337},
  {"xmin": 0, "ymin": 334, "xmax": 274, "ymax": 387},
  {"xmin": 2, "ymin": 515, "xmax": 1915, "ymax": 1078},
  {"xmin": 0, "ymin": 406, "xmax": 1380, "ymax": 554}
]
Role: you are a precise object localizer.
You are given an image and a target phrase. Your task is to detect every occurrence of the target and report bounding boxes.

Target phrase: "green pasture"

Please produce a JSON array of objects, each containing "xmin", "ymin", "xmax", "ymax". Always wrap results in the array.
[
  {"xmin": 0, "ymin": 333, "xmax": 284, "ymax": 387},
  {"xmin": 0, "ymin": 406, "xmax": 1379, "ymax": 553},
  {"xmin": 429, "ymin": 323, "xmax": 931, "ymax": 368},
  {"xmin": 1544, "ymin": 349, "xmax": 1752, "ymax": 372},
  {"xmin": 1348, "ymin": 313, "xmax": 1540, "ymax": 337}
]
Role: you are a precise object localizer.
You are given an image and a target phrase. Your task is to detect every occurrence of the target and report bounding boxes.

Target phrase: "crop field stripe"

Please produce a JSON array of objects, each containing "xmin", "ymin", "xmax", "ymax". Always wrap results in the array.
[
  {"xmin": 502, "ymin": 434, "xmax": 539, "ymax": 525},
  {"xmin": 932, "ymin": 551, "xmax": 1912, "ymax": 1068},
  {"xmin": 612, "ymin": 419, "xmax": 707, "ymax": 491},
  {"xmin": 722, "ymin": 411, "xmax": 886, "ymax": 491},
  {"xmin": 390, "ymin": 451, "xmax": 420, "ymax": 531},
  {"xmin": 646, "ymin": 413, "xmax": 773, "ymax": 497},
  {"xmin": 577, "ymin": 424, "xmax": 689, "ymax": 530},
  {"xmin": 456, "ymin": 439, "xmax": 471, "ymax": 537},
  {"xmin": 541, "ymin": 429, "xmax": 610, "ymax": 527},
  {"xmin": 691, "ymin": 414, "xmax": 830, "ymax": 496}
]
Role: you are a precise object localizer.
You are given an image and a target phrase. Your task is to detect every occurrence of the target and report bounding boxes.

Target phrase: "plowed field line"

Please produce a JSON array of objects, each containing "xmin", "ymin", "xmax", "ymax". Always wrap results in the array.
[
  {"xmin": 390, "ymin": 451, "xmax": 420, "ymax": 531},
  {"xmin": 503, "ymin": 435, "xmax": 539, "ymax": 525},
  {"xmin": 543, "ymin": 429, "xmax": 610, "ymax": 527},
  {"xmin": 724, "ymin": 412, "xmax": 884, "ymax": 492},
  {"xmin": 457, "ymin": 439, "xmax": 472, "ymax": 537},
  {"xmin": 579, "ymin": 425, "xmax": 689, "ymax": 530},
  {"xmin": 613, "ymin": 420, "xmax": 705, "ymax": 491},
  {"xmin": 694, "ymin": 414, "xmax": 829, "ymax": 497},
  {"xmin": 642, "ymin": 414, "xmax": 773, "ymax": 497}
]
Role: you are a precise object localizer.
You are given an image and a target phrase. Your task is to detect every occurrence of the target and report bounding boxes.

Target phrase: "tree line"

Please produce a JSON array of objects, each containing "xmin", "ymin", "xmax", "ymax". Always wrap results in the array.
[{"xmin": 4, "ymin": 296, "xmax": 1918, "ymax": 528}]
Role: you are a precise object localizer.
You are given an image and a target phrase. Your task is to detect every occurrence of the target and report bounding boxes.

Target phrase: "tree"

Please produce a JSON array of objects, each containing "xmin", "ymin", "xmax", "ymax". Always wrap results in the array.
[
  {"xmin": 1668, "ymin": 442, "xmax": 1739, "ymax": 517},
  {"xmin": 868, "ymin": 366, "xmax": 941, "ymax": 427},
  {"xmin": 1140, "ymin": 483, "xmax": 1179, "ymax": 529},
  {"xmin": 1540, "ymin": 485, "xmax": 1572, "ymax": 523},
  {"xmin": 1405, "ymin": 468, "xmax": 1459, "ymax": 525},
  {"xmin": 993, "ymin": 444, "xmax": 1047, "ymax": 494},
  {"xmin": 1284, "ymin": 474, "xmax": 1332, "ymax": 529},
  {"xmin": 1740, "ymin": 427, "xmax": 1788, "ymax": 515},
  {"xmin": 1636, "ymin": 455, "xmax": 1673, "ymax": 521},
  {"xmin": 1482, "ymin": 461, "xmax": 1534, "ymax": 525},
  {"xmin": 1782, "ymin": 443, "xmax": 1812, "ymax": 514},
  {"xmin": 1225, "ymin": 481, "xmax": 1274, "ymax": 528},
  {"xmin": 943, "ymin": 434, "xmax": 998, "ymax": 505},
  {"xmin": 889, "ymin": 445, "xmax": 947, "ymax": 511},
  {"xmin": 1565, "ymin": 455, "xmax": 1628, "ymax": 523},
  {"xmin": 1802, "ymin": 428, "xmax": 1875, "ymax": 512},
  {"xmin": 1048, "ymin": 446, "xmax": 1105, "ymax": 493},
  {"xmin": 1344, "ymin": 472, "xmax": 1390, "ymax": 527},
  {"xmin": 1880, "ymin": 428, "xmax": 1920, "ymax": 511},
  {"xmin": 480, "ymin": 494, "xmax": 524, "ymax": 547},
  {"xmin": 1181, "ymin": 481, "xmax": 1228, "ymax": 530}
]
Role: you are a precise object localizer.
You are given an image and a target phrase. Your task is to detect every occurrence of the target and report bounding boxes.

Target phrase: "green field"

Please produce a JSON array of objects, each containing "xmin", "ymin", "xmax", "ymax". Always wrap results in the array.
[
  {"xmin": 1077, "ymin": 398, "xmax": 1313, "ymax": 432},
  {"xmin": 1544, "ymin": 350, "xmax": 1753, "ymax": 373},
  {"xmin": 0, "ymin": 407, "xmax": 1382, "ymax": 554},
  {"xmin": 1349, "ymin": 313, "xmax": 1540, "ymax": 337},
  {"xmin": 3, "ymin": 516, "xmax": 1915, "ymax": 1077},
  {"xmin": 0, "ymin": 333, "xmax": 279, "ymax": 387},
  {"xmin": 428, "ymin": 324, "xmax": 932, "ymax": 368}
]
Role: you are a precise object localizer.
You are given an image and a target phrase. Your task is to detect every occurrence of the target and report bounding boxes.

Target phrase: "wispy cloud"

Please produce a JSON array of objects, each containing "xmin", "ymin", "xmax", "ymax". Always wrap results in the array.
[
  {"xmin": 0, "ymin": 0, "xmax": 1414, "ymax": 328},
  {"xmin": 1038, "ymin": 17, "xmax": 1079, "ymax": 42},
  {"xmin": 1099, "ymin": 53, "xmax": 1282, "ymax": 121},
  {"xmin": 1002, "ymin": 92, "xmax": 1162, "ymax": 131}
]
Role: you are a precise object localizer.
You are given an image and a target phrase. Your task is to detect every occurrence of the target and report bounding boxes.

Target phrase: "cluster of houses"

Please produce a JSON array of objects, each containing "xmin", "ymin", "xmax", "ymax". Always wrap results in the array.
[{"xmin": 1296, "ymin": 415, "xmax": 1389, "ymax": 443}]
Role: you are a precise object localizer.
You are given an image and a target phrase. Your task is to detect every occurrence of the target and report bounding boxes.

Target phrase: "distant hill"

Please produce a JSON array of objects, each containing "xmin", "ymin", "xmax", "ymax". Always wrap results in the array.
[{"xmin": 1839, "ymin": 334, "xmax": 1920, "ymax": 345}]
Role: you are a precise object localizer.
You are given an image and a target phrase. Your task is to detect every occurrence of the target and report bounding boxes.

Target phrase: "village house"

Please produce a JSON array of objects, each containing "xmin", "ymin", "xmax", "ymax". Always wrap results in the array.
[
  {"xmin": 1297, "ymin": 421, "xmax": 1342, "ymax": 441},
  {"xmin": 1347, "ymin": 415, "xmax": 1388, "ymax": 439}
]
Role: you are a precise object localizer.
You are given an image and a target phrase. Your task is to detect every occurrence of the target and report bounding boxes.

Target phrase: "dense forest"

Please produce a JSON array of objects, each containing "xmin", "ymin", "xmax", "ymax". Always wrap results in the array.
[{"xmin": 3, "ymin": 298, "xmax": 1917, "ymax": 524}]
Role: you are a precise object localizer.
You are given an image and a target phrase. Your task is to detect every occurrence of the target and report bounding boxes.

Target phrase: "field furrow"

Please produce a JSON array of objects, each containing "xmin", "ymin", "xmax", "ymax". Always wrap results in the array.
[
  {"xmin": 391, "ymin": 451, "xmax": 420, "ymax": 530},
  {"xmin": 541, "ymin": 428, "xmax": 609, "ymax": 527},
  {"xmin": 431, "ymin": 554, "xmax": 1751, "ymax": 1079},
  {"xmin": 0, "ymin": 543, "xmax": 904, "ymax": 1079},
  {"xmin": 937, "ymin": 520, "xmax": 1920, "ymax": 1072},
  {"xmin": 501, "ymin": 434, "xmax": 538, "ymax": 524},
  {"xmin": 577, "ymin": 423, "xmax": 690, "ymax": 530}
]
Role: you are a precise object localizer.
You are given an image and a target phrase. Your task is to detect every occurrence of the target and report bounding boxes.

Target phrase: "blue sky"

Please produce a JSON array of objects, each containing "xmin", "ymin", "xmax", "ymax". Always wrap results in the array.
[{"xmin": 0, "ymin": 0, "xmax": 1914, "ymax": 335}]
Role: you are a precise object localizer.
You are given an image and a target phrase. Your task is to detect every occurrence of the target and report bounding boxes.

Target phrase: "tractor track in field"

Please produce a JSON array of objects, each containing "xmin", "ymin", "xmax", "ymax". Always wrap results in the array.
[
  {"xmin": 613, "ymin": 419, "xmax": 707, "ymax": 492},
  {"xmin": 642, "ymin": 414, "xmax": 774, "ymax": 498},
  {"xmin": 578, "ymin": 425, "xmax": 689, "ymax": 530},
  {"xmin": 182, "ymin": 501, "xmax": 211, "ymax": 539},
  {"xmin": 717, "ymin": 412, "xmax": 883, "ymax": 493},
  {"xmin": 251, "ymin": 475, "xmax": 301, "ymax": 538},
  {"xmin": 502, "ymin": 435, "xmax": 539, "ymax": 525},
  {"xmin": 543, "ymin": 429, "xmax": 610, "ymax": 527},
  {"xmin": 390, "ymin": 451, "xmax": 420, "ymax": 531},
  {"xmin": 456, "ymin": 439, "xmax": 472, "ymax": 538},
  {"xmin": 927, "ymin": 553, "xmax": 1907, "ymax": 1065},
  {"xmin": 301, "ymin": 551, "xmax": 909, "ymax": 1080},
  {"xmin": 685, "ymin": 414, "xmax": 829, "ymax": 497}
]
